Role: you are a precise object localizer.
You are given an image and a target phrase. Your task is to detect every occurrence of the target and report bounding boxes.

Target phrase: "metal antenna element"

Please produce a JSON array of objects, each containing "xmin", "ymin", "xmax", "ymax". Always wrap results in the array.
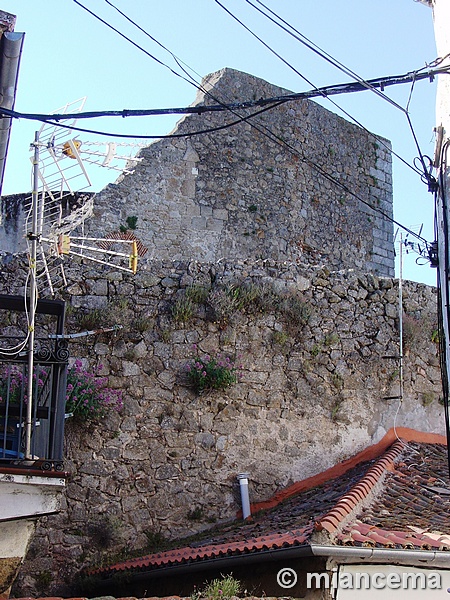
[{"xmin": 24, "ymin": 98, "xmax": 146, "ymax": 297}]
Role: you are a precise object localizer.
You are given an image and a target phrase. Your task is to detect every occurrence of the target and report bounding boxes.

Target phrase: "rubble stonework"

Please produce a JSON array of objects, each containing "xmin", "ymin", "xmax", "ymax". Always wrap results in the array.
[
  {"xmin": 0, "ymin": 69, "xmax": 435, "ymax": 596},
  {"xmin": 0, "ymin": 68, "xmax": 394, "ymax": 275},
  {"xmin": 87, "ymin": 69, "xmax": 394, "ymax": 274},
  {"xmin": 0, "ymin": 257, "xmax": 442, "ymax": 597}
]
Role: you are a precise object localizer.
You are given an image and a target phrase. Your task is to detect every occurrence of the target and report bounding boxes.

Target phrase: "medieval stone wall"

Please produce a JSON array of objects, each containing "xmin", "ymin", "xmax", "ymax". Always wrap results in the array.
[
  {"xmin": 0, "ymin": 68, "xmax": 435, "ymax": 597},
  {"xmin": 86, "ymin": 69, "xmax": 393, "ymax": 276},
  {"xmin": 0, "ymin": 256, "xmax": 441, "ymax": 597},
  {"xmin": 0, "ymin": 68, "xmax": 394, "ymax": 277}
]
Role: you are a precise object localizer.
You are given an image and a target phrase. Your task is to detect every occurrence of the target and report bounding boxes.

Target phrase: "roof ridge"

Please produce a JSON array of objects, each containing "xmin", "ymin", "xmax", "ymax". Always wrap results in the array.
[
  {"xmin": 314, "ymin": 439, "xmax": 406, "ymax": 535},
  {"xmin": 246, "ymin": 428, "xmax": 446, "ymax": 516}
]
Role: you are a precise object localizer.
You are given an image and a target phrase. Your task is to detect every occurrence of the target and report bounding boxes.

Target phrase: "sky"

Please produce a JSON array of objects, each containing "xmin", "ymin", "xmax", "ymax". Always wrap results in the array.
[{"xmin": 0, "ymin": 0, "xmax": 440, "ymax": 285}]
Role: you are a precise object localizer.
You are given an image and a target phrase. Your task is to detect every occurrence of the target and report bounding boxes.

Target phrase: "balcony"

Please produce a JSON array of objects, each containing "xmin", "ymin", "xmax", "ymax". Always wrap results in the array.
[{"xmin": 0, "ymin": 294, "xmax": 68, "ymax": 470}]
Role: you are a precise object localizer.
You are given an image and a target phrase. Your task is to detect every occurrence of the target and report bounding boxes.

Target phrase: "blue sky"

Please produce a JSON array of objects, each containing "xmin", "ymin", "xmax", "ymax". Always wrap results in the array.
[{"xmin": 1, "ymin": 0, "xmax": 439, "ymax": 285}]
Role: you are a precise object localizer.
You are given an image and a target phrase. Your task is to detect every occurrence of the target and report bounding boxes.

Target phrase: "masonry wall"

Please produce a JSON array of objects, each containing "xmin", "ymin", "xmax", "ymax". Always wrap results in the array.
[
  {"xmin": 0, "ymin": 256, "xmax": 442, "ymax": 598},
  {"xmin": 79, "ymin": 68, "xmax": 394, "ymax": 276},
  {"xmin": 0, "ymin": 69, "xmax": 395, "ymax": 271},
  {"xmin": 0, "ymin": 68, "xmax": 430, "ymax": 597}
]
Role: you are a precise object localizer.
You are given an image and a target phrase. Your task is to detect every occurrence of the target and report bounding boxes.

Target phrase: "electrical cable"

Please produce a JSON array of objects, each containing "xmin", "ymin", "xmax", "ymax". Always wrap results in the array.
[
  {"xmin": 5, "ymin": 111, "xmax": 430, "ymax": 247},
  {"xmin": 246, "ymin": 0, "xmax": 410, "ymax": 112},
  {"xmin": 72, "ymin": 0, "xmax": 202, "ymax": 95},
  {"xmin": 71, "ymin": 0, "xmax": 445, "ymax": 183},
  {"xmin": 436, "ymin": 139, "xmax": 450, "ymax": 481},
  {"xmin": 214, "ymin": 0, "xmax": 435, "ymax": 181},
  {"xmin": 1, "ymin": 100, "xmax": 287, "ymax": 139},
  {"xmin": 62, "ymin": 0, "xmax": 434, "ymax": 245},
  {"xmin": 103, "ymin": 0, "xmax": 204, "ymax": 90},
  {"xmin": 1, "ymin": 67, "xmax": 444, "ymax": 124},
  {"xmin": 248, "ymin": 0, "xmax": 444, "ymax": 181}
]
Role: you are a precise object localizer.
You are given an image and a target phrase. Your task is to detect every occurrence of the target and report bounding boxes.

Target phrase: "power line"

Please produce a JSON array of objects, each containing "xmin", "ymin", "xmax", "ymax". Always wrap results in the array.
[
  {"xmin": 213, "ymin": 0, "xmax": 436, "ymax": 181},
  {"xmin": 250, "ymin": 0, "xmax": 449, "ymax": 191},
  {"xmin": 1, "ymin": 100, "xmax": 287, "ymax": 139},
  {"xmin": 1, "ymin": 66, "xmax": 444, "ymax": 124},
  {"xmin": 102, "ymin": 0, "xmax": 202, "ymax": 88},
  {"xmin": 72, "ymin": 0, "xmax": 442, "ymax": 182},
  {"xmin": 245, "ymin": 0, "xmax": 440, "ymax": 188},
  {"xmin": 72, "ymin": 0, "xmax": 201, "ymax": 94},
  {"xmin": 245, "ymin": 0, "xmax": 409, "ymax": 112},
  {"xmin": 59, "ymin": 1, "xmax": 436, "ymax": 245}
]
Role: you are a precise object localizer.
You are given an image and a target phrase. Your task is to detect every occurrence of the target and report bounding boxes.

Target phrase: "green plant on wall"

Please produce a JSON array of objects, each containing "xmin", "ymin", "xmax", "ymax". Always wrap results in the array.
[
  {"xmin": 331, "ymin": 398, "xmax": 343, "ymax": 421},
  {"xmin": 421, "ymin": 392, "xmax": 434, "ymax": 407},
  {"xmin": 185, "ymin": 347, "xmax": 240, "ymax": 393},
  {"xmin": 186, "ymin": 283, "xmax": 211, "ymax": 304},
  {"xmin": 324, "ymin": 333, "xmax": 340, "ymax": 347},
  {"xmin": 35, "ymin": 570, "xmax": 52, "ymax": 592},
  {"xmin": 120, "ymin": 215, "xmax": 138, "ymax": 232},
  {"xmin": 278, "ymin": 293, "xmax": 312, "ymax": 333},
  {"xmin": 271, "ymin": 330, "xmax": 290, "ymax": 347},
  {"xmin": 191, "ymin": 574, "xmax": 241, "ymax": 600},
  {"xmin": 187, "ymin": 506, "xmax": 203, "ymax": 521},
  {"xmin": 402, "ymin": 313, "xmax": 422, "ymax": 350},
  {"xmin": 171, "ymin": 296, "xmax": 195, "ymax": 324}
]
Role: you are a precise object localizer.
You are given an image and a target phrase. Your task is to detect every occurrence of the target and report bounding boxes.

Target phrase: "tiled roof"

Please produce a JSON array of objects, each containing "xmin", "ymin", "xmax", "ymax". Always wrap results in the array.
[{"xmin": 94, "ymin": 428, "xmax": 449, "ymax": 577}]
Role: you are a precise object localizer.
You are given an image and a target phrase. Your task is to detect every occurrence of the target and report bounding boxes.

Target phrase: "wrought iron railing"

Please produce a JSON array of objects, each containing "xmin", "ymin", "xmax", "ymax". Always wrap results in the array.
[{"xmin": 0, "ymin": 295, "xmax": 68, "ymax": 470}]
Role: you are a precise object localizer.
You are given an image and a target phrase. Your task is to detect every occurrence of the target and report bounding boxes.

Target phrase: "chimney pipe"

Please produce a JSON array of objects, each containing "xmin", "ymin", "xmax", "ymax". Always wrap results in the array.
[{"xmin": 237, "ymin": 473, "xmax": 251, "ymax": 519}]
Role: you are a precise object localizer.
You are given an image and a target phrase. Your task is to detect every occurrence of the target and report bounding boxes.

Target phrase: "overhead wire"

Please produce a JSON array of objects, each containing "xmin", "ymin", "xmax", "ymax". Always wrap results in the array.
[
  {"xmin": 241, "ymin": 0, "xmax": 439, "ymax": 183},
  {"xmin": 68, "ymin": 0, "xmax": 432, "ymax": 246},
  {"xmin": 1, "ymin": 100, "xmax": 287, "ymax": 139},
  {"xmin": 214, "ymin": 0, "xmax": 433, "ymax": 182},
  {"xmin": 260, "ymin": 0, "xmax": 442, "ymax": 192},
  {"xmin": 246, "ymin": 0, "xmax": 410, "ymax": 111},
  {"xmin": 1, "ymin": 66, "xmax": 444, "ymax": 124},
  {"xmin": 103, "ymin": 0, "xmax": 204, "ymax": 88},
  {"xmin": 72, "ymin": 0, "xmax": 205, "ymax": 95},
  {"xmin": 79, "ymin": 0, "xmax": 434, "ymax": 181}
]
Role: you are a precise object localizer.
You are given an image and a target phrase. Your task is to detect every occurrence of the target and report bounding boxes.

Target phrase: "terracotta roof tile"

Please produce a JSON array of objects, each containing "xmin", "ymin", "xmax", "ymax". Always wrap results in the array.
[{"xmin": 94, "ymin": 428, "xmax": 449, "ymax": 577}]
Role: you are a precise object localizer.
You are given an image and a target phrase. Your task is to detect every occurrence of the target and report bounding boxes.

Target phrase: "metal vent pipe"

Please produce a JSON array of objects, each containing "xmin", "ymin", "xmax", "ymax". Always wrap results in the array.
[{"xmin": 237, "ymin": 473, "xmax": 251, "ymax": 519}]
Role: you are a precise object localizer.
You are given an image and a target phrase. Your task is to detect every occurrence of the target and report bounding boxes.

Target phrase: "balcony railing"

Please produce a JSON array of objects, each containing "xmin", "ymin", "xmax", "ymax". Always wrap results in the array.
[{"xmin": 0, "ymin": 295, "xmax": 67, "ymax": 470}]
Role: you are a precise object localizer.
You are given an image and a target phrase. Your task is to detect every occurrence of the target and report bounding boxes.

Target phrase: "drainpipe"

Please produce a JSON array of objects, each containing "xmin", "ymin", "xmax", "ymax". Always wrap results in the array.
[
  {"xmin": 237, "ymin": 473, "xmax": 251, "ymax": 519},
  {"xmin": 0, "ymin": 31, "xmax": 25, "ymax": 196}
]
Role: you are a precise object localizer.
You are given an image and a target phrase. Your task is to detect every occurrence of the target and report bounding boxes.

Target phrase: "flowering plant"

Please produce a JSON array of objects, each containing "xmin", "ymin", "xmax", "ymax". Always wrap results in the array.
[
  {"xmin": 0, "ymin": 366, "xmax": 47, "ymax": 404},
  {"xmin": 65, "ymin": 360, "xmax": 123, "ymax": 421},
  {"xmin": 185, "ymin": 348, "xmax": 240, "ymax": 393}
]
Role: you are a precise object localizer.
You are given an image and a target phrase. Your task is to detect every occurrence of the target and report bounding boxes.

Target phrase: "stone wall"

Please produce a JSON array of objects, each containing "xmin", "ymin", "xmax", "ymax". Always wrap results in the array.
[
  {"xmin": 1, "ymin": 68, "xmax": 394, "ymax": 277},
  {"xmin": 0, "ymin": 68, "xmax": 435, "ymax": 597},
  {"xmin": 0, "ymin": 256, "xmax": 442, "ymax": 597},
  {"xmin": 87, "ymin": 68, "xmax": 393, "ymax": 276}
]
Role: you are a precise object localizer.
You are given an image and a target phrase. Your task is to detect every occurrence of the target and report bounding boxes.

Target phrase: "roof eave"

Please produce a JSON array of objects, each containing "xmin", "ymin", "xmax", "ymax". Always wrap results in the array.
[
  {"xmin": 92, "ymin": 541, "xmax": 450, "ymax": 590},
  {"xmin": 311, "ymin": 544, "xmax": 450, "ymax": 568}
]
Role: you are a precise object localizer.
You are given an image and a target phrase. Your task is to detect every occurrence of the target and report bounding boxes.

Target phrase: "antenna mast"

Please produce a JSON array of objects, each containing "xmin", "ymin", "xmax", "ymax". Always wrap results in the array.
[{"xmin": 25, "ymin": 131, "xmax": 39, "ymax": 458}]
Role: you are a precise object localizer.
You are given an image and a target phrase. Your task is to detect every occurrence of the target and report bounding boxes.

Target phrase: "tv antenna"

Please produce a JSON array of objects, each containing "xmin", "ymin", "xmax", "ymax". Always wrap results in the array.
[
  {"xmin": 23, "ymin": 97, "xmax": 147, "ymax": 297},
  {"xmin": 21, "ymin": 99, "xmax": 148, "ymax": 457}
]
